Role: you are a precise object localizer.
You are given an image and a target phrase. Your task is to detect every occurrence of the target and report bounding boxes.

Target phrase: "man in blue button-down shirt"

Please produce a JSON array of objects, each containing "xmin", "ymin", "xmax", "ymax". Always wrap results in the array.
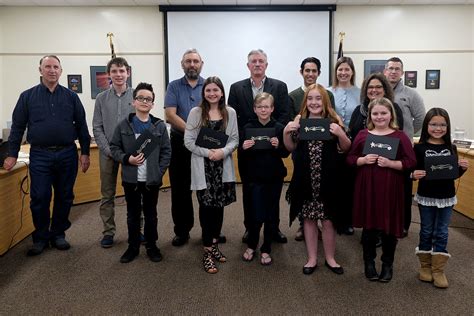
[
  {"xmin": 3, "ymin": 55, "xmax": 91, "ymax": 256},
  {"xmin": 164, "ymin": 49, "xmax": 204, "ymax": 247}
]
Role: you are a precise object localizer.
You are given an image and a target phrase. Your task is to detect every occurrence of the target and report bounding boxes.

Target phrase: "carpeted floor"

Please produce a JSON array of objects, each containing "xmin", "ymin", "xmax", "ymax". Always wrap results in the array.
[{"xmin": 1, "ymin": 184, "xmax": 473, "ymax": 315}]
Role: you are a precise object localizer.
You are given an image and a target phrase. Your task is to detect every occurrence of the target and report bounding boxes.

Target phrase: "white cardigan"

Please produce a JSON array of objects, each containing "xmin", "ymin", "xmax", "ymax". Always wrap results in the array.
[{"xmin": 184, "ymin": 106, "xmax": 239, "ymax": 191}]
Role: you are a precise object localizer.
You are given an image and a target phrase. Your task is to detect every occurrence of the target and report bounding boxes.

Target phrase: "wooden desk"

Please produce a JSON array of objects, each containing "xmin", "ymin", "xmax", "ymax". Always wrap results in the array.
[
  {"xmin": 454, "ymin": 148, "xmax": 474, "ymax": 219},
  {"xmin": 0, "ymin": 164, "xmax": 34, "ymax": 255}
]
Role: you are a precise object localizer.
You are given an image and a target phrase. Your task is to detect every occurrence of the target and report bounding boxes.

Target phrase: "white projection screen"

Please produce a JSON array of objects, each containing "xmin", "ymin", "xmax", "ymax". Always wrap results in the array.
[{"xmin": 162, "ymin": 6, "xmax": 335, "ymax": 97}]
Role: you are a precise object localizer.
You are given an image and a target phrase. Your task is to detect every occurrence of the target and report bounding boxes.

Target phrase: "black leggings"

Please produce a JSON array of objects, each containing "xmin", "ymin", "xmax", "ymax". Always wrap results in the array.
[{"xmin": 199, "ymin": 205, "xmax": 224, "ymax": 247}]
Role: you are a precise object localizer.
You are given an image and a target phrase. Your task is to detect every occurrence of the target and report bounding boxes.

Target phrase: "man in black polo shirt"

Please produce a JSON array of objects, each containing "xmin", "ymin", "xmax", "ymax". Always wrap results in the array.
[{"xmin": 3, "ymin": 55, "xmax": 91, "ymax": 256}]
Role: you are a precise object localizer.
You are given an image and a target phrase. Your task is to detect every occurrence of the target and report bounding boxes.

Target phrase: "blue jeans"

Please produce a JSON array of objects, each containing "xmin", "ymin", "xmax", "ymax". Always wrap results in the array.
[
  {"xmin": 418, "ymin": 204, "xmax": 452, "ymax": 253},
  {"xmin": 29, "ymin": 145, "xmax": 78, "ymax": 243}
]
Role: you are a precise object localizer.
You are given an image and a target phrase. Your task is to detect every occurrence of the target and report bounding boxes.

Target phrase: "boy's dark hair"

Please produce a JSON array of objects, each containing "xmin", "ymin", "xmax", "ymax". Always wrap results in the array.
[
  {"xmin": 107, "ymin": 57, "xmax": 130, "ymax": 73},
  {"xmin": 133, "ymin": 82, "xmax": 155, "ymax": 101},
  {"xmin": 300, "ymin": 57, "xmax": 321, "ymax": 74}
]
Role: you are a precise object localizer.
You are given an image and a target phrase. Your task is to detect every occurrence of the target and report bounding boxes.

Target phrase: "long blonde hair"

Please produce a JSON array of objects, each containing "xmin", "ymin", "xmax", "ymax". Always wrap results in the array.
[{"xmin": 366, "ymin": 97, "xmax": 399, "ymax": 130}]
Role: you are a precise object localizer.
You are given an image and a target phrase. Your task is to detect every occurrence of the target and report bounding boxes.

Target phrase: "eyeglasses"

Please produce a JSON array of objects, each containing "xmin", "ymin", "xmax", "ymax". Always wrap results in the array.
[
  {"xmin": 367, "ymin": 85, "xmax": 383, "ymax": 90},
  {"xmin": 255, "ymin": 105, "xmax": 271, "ymax": 110},
  {"xmin": 135, "ymin": 96, "xmax": 154, "ymax": 104},
  {"xmin": 428, "ymin": 123, "xmax": 448, "ymax": 129}
]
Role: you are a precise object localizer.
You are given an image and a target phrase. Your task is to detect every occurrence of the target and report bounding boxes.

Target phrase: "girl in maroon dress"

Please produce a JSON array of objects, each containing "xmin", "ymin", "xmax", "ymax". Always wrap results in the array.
[{"xmin": 347, "ymin": 97, "xmax": 416, "ymax": 283}]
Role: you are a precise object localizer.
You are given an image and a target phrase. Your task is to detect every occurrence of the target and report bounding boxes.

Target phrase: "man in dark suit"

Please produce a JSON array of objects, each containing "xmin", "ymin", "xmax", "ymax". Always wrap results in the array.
[{"xmin": 228, "ymin": 49, "xmax": 289, "ymax": 244}]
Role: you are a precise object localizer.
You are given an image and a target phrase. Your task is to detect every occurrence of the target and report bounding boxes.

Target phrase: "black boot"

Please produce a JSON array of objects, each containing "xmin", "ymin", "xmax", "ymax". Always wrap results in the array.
[
  {"xmin": 364, "ymin": 261, "xmax": 379, "ymax": 281},
  {"xmin": 379, "ymin": 233, "xmax": 397, "ymax": 282},
  {"xmin": 362, "ymin": 229, "xmax": 378, "ymax": 281},
  {"xmin": 378, "ymin": 264, "xmax": 393, "ymax": 282}
]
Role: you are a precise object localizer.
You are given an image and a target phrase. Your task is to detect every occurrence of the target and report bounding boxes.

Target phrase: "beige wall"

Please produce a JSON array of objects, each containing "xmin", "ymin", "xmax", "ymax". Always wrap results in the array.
[
  {"xmin": 0, "ymin": 6, "xmax": 164, "ymax": 136},
  {"xmin": 333, "ymin": 5, "xmax": 474, "ymax": 137},
  {"xmin": 0, "ymin": 5, "xmax": 473, "ymax": 138}
]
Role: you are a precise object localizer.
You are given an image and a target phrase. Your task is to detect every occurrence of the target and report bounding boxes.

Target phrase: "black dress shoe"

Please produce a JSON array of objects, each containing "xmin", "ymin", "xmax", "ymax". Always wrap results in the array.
[
  {"xmin": 146, "ymin": 246, "xmax": 163, "ymax": 263},
  {"xmin": 378, "ymin": 264, "xmax": 393, "ymax": 282},
  {"xmin": 218, "ymin": 233, "xmax": 227, "ymax": 244},
  {"xmin": 242, "ymin": 231, "xmax": 249, "ymax": 243},
  {"xmin": 50, "ymin": 238, "xmax": 71, "ymax": 250},
  {"xmin": 273, "ymin": 231, "xmax": 288, "ymax": 244},
  {"xmin": 325, "ymin": 261, "xmax": 344, "ymax": 275},
  {"xmin": 120, "ymin": 247, "xmax": 139, "ymax": 263},
  {"xmin": 27, "ymin": 242, "xmax": 48, "ymax": 256},
  {"xmin": 303, "ymin": 265, "xmax": 317, "ymax": 275},
  {"xmin": 364, "ymin": 261, "xmax": 379, "ymax": 281},
  {"xmin": 172, "ymin": 235, "xmax": 189, "ymax": 247}
]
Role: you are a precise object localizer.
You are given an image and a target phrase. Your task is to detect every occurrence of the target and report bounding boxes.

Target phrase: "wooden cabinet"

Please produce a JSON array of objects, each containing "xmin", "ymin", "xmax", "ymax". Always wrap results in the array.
[{"xmin": 454, "ymin": 149, "xmax": 474, "ymax": 219}]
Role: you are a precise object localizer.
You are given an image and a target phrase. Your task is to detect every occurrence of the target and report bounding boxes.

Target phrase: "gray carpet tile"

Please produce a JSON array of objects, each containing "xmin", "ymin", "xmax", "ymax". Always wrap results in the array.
[{"xmin": 1, "ymin": 184, "xmax": 473, "ymax": 315}]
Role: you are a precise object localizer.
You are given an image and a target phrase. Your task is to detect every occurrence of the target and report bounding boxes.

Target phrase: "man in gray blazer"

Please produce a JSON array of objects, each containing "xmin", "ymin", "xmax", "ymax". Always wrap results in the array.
[{"xmin": 228, "ymin": 49, "xmax": 289, "ymax": 244}]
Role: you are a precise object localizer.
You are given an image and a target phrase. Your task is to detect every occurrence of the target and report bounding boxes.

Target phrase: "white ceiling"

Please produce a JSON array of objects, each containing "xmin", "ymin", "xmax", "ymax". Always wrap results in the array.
[{"xmin": 0, "ymin": 0, "xmax": 472, "ymax": 6}]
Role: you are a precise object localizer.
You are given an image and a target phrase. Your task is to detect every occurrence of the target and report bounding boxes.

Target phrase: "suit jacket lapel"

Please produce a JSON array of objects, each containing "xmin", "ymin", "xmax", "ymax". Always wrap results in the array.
[
  {"xmin": 263, "ymin": 77, "xmax": 273, "ymax": 94},
  {"xmin": 243, "ymin": 79, "xmax": 253, "ymax": 107}
]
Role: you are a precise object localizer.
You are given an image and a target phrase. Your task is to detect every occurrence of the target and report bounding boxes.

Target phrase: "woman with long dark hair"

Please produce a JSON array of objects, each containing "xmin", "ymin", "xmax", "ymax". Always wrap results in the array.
[{"xmin": 348, "ymin": 73, "xmax": 404, "ymax": 141}]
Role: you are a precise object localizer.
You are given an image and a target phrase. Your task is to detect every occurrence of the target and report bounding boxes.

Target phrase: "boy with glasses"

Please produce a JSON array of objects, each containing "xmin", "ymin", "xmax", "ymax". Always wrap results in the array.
[{"xmin": 110, "ymin": 82, "xmax": 171, "ymax": 263}]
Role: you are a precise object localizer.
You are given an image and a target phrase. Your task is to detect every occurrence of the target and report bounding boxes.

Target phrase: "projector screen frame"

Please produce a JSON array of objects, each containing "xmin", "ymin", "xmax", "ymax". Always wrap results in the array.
[{"xmin": 160, "ymin": 5, "xmax": 337, "ymax": 91}]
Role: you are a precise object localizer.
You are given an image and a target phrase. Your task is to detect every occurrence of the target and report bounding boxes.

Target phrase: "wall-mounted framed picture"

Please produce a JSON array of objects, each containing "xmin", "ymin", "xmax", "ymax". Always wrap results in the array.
[
  {"xmin": 425, "ymin": 70, "xmax": 440, "ymax": 89},
  {"xmin": 404, "ymin": 71, "xmax": 417, "ymax": 88},
  {"xmin": 90, "ymin": 66, "xmax": 132, "ymax": 99},
  {"xmin": 67, "ymin": 74, "xmax": 82, "ymax": 93},
  {"xmin": 363, "ymin": 60, "xmax": 386, "ymax": 78}
]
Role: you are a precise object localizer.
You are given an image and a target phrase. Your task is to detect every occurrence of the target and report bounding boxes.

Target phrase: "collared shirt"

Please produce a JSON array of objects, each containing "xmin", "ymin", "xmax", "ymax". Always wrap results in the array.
[
  {"xmin": 93, "ymin": 86, "xmax": 134, "ymax": 156},
  {"xmin": 164, "ymin": 76, "xmax": 204, "ymax": 133},
  {"xmin": 251, "ymin": 77, "xmax": 266, "ymax": 99},
  {"xmin": 8, "ymin": 83, "xmax": 90, "ymax": 157},
  {"xmin": 327, "ymin": 85, "xmax": 361, "ymax": 128}
]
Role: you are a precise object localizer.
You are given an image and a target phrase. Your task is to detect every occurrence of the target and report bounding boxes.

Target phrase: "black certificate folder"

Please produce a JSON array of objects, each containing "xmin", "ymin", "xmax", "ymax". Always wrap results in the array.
[
  {"xmin": 245, "ymin": 128, "xmax": 275, "ymax": 150},
  {"xmin": 425, "ymin": 155, "xmax": 459, "ymax": 180},
  {"xmin": 362, "ymin": 134, "xmax": 400, "ymax": 160},
  {"xmin": 195, "ymin": 127, "xmax": 229, "ymax": 149},
  {"xmin": 299, "ymin": 118, "xmax": 331, "ymax": 141},
  {"xmin": 132, "ymin": 129, "xmax": 159, "ymax": 159}
]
